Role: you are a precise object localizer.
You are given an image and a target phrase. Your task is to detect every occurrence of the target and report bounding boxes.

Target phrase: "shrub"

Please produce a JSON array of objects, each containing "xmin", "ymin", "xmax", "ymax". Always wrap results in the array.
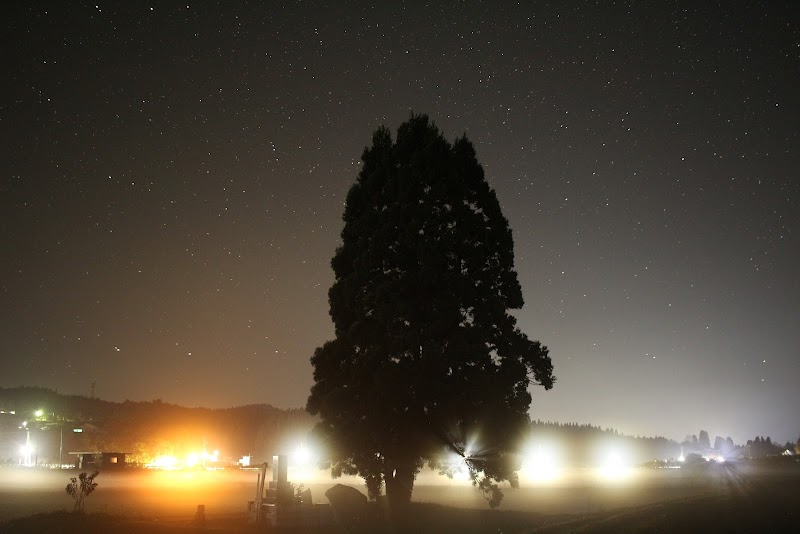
[{"xmin": 65, "ymin": 471, "xmax": 99, "ymax": 512}]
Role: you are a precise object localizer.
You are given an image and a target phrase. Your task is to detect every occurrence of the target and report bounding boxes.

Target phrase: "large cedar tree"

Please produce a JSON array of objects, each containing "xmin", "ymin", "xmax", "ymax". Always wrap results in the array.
[{"xmin": 307, "ymin": 114, "xmax": 554, "ymax": 507}]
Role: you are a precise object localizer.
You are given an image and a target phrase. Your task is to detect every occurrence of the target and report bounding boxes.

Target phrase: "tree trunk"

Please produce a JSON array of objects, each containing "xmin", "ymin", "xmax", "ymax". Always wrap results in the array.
[{"xmin": 384, "ymin": 464, "xmax": 415, "ymax": 509}]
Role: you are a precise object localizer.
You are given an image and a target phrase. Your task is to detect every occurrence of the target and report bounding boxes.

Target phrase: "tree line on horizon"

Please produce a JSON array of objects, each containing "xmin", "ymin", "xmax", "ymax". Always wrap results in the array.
[
  {"xmin": 3, "ymin": 390, "xmax": 795, "ymax": 470},
  {"xmin": 3, "ymin": 388, "xmax": 795, "ymax": 469},
  {"xmin": 527, "ymin": 421, "xmax": 800, "ymax": 465},
  {"xmin": 0, "ymin": 386, "xmax": 315, "ymax": 465}
]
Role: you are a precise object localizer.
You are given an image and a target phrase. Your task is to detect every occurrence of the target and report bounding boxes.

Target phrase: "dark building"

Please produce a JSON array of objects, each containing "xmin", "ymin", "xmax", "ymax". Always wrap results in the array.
[{"xmin": 70, "ymin": 451, "xmax": 129, "ymax": 469}]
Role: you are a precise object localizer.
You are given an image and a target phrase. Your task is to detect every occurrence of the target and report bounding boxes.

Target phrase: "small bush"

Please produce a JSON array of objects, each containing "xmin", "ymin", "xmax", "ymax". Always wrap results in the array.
[{"xmin": 65, "ymin": 471, "xmax": 99, "ymax": 512}]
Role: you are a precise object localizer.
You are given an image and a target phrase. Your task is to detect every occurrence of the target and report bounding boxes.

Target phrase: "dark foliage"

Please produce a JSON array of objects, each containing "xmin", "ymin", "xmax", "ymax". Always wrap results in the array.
[
  {"xmin": 698, "ymin": 429, "xmax": 711, "ymax": 450},
  {"xmin": 65, "ymin": 471, "xmax": 99, "ymax": 512},
  {"xmin": 307, "ymin": 114, "xmax": 554, "ymax": 508},
  {"xmin": 746, "ymin": 435, "xmax": 784, "ymax": 457}
]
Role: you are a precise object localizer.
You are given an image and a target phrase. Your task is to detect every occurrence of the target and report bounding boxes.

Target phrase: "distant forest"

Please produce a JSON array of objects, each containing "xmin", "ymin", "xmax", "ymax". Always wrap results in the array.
[
  {"xmin": 0, "ymin": 387, "xmax": 314, "ymax": 465},
  {"xmin": 0, "ymin": 387, "xmax": 792, "ymax": 467},
  {"xmin": 527, "ymin": 420, "xmax": 680, "ymax": 465},
  {"xmin": 525, "ymin": 420, "xmax": 792, "ymax": 465}
]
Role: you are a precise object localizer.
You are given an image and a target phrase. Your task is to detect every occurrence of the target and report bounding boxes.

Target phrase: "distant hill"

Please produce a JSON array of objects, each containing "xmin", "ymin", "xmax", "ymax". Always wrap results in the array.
[
  {"xmin": 0, "ymin": 386, "xmax": 315, "ymax": 465},
  {"xmin": 4, "ymin": 387, "xmax": 768, "ymax": 469}
]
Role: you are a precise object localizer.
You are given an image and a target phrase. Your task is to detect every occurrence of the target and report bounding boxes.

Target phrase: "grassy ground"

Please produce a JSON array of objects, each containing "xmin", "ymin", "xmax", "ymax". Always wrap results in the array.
[
  {"xmin": 0, "ymin": 490, "xmax": 796, "ymax": 534},
  {"xmin": 1, "ymin": 460, "xmax": 797, "ymax": 532}
]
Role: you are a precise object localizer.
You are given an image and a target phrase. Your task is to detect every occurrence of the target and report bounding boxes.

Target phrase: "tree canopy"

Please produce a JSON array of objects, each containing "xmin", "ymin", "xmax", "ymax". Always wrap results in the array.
[{"xmin": 307, "ymin": 114, "xmax": 554, "ymax": 508}]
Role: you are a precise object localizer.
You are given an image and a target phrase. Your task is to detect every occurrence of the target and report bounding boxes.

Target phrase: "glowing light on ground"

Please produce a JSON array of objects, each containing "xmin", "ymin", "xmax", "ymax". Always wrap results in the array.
[
  {"xmin": 289, "ymin": 443, "xmax": 319, "ymax": 481},
  {"xmin": 148, "ymin": 455, "xmax": 180, "ymax": 470},
  {"xmin": 521, "ymin": 449, "xmax": 561, "ymax": 483},
  {"xmin": 597, "ymin": 451, "xmax": 633, "ymax": 481},
  {"xmin": 19, "ymin": 444, "xmax": 33, "ymax": 467},
  {"xmin": 147, "ymin": 449, "xmax": 220, "ymax": 470},
  {"xmin": 185, "ymin": 452, "xmax": 200, "ymax": 468},
  {"xmin": 292, "ymin": 444, "xmax": 312, "ymax": 465}
]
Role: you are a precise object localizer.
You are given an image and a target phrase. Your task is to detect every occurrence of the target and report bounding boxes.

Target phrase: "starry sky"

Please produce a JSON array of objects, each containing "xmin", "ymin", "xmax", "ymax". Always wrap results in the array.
[{"xmin": 3, "ymin": 2, "xmax": 798, "ymax": 445}]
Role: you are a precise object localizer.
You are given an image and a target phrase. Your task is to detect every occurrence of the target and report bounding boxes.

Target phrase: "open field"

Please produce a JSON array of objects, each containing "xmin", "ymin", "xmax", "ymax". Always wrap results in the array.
[{"xmin": 0, "ymin": 458, "xmax": 797, "ymax": 532}]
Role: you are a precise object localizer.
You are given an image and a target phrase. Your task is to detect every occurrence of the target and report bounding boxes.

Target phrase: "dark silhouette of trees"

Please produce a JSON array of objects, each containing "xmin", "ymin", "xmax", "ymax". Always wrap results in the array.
[
  {"xmin": 698, "ymin": 429, "xmax": 711, "ymax": 449},
  {"xmin": 527, "ymin": 420, "xmax": 681, "ymax": 464},
  {"xmin": 65, "ymin": 471, "xmax": 99, "ymax": 512},
  {"xmin": 307, "ymin": 114, "xmax": 554, "ymax": 508},
  {"xmin": 746, "ymin": 435, "xmax": 783, "ymax": 457}
]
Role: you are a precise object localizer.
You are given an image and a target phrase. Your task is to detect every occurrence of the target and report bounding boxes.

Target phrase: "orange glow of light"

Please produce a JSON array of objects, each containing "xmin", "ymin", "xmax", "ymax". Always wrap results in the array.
[
  {"xmin": 147, "ymin": 455, "xmax": 180, "ymax": 470},
  {"xmin": 147, "ymin": 448, "xmax": 221, "ymax": 470}
]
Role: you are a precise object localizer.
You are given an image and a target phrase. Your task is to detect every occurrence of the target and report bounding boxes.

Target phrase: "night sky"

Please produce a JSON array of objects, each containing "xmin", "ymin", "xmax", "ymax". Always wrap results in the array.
[{"xmin": 3, "ymin": 2, "xmax": 798, "ymax": 445}]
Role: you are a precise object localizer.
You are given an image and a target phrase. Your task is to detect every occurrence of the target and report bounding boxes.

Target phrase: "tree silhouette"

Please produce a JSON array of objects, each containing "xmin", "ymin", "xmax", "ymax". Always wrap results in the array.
[
  {"xmin": 307, "ymin": 114, "xmax": 554, "ymax": 508},
  {"xmin": 698, "ymin": 430, "xmax": 711, "ymax": 450},
  {"xmin": 65, "ymin": 471, "xmax": 99, "ymax": 512}
]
